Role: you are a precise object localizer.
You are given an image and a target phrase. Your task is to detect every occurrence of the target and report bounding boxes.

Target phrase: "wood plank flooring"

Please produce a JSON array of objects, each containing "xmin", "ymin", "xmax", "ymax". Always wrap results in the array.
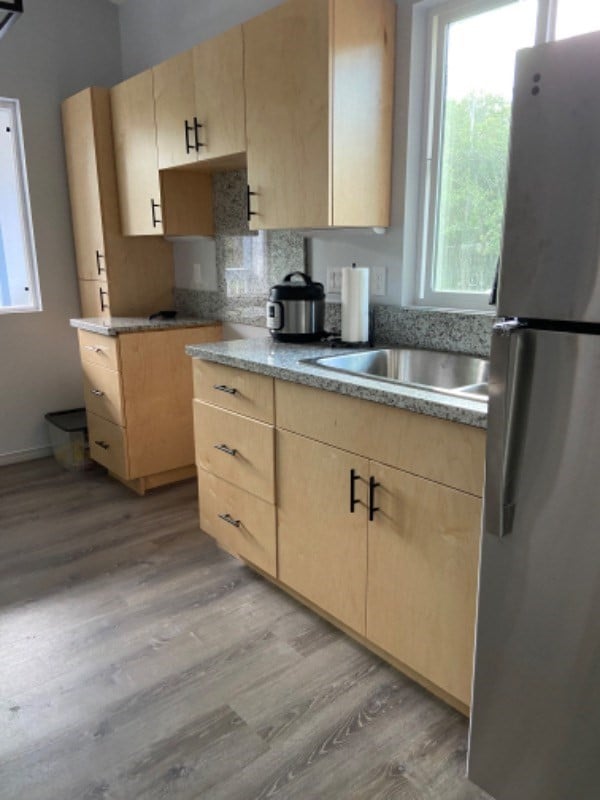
[{"xmin": 0, "ymin": 458, "xmax": 491, "ymax": 799}]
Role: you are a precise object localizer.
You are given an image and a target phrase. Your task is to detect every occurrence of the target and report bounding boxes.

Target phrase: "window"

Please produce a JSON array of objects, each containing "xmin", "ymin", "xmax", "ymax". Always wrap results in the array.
[
  {"xmin": 0, "ymin": 98, "xmax": 40, "ymax": 313},
  {"xmin": 409, "ymin": 0, "xmax": 600, "ymax": 310}
]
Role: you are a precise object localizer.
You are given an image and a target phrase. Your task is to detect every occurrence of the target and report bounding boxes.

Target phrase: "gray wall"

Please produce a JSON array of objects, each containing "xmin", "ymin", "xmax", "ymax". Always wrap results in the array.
[
  {"xmin": 0, "ymin": 0, "xmax": 122, "ymax": 463},
  {"xmin": 117, "ymin": 0, "xmax": 415, "ymax": 306}
]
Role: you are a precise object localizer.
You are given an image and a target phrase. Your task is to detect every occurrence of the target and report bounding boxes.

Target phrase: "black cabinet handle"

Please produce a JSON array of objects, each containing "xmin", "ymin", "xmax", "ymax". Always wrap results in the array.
[
  {"xmin": 218, "ymin": 513, "xmax": 241, "ymax": 528},
  {"xmin": 94, "ymin": 440, "xmax": 110, "ymax": 450},
  {"xmin": 350, "ymin": 468, "xmax": 361, "ymax": 513},
  {"xmin": 99, "ymin": 287, "xmax": 109, "ymax": 312},
  {"xmin": 184, "ymin": 119, "xmax": 195, "ymax": 154},
  {"xmin": 193, "ymin": 116, "xmax": 205, "ymax": 150},
  {"xmin": 95, "ymin": 250, "xmax": 105, "ymax": 275},
  {"xmin": 369, "ymin": 476, "xmax": 381, "ymax": 521},
  {"xmin": 151, "ymin": 198, "xmax": 162, "ymax": 228},
  {"xmin": 214, "ymin": 443, "xmax": 237, "ymax": 457},
  {"xmin": 90, "ymin": 388, "xmax": 105, "ymax": 397},
  {"xmin": 213, "ymin": 384, "xmax": 237, "ymax": 395},
  {"xmin": 247, "ymin": 185, "xmax": 258, "ymax": 221}
]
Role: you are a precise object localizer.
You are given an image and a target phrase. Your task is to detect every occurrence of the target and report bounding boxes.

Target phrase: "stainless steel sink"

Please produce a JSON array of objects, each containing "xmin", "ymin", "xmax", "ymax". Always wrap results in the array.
[{"xmin": 301, "ymin": 348, "xmax": 489, "ymax": 401}]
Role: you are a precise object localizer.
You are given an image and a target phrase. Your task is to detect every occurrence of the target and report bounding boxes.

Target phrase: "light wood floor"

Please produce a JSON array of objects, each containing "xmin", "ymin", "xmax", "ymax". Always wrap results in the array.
[{"xmin": 0, "ymin": 458, "xmax": 490, "ymax": 800}]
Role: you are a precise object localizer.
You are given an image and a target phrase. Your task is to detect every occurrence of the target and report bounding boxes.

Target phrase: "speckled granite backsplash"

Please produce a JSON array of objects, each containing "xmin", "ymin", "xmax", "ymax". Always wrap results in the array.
[
  {"xmin": 325, "ymin": 303, "xmax": 493, "ymax": 357},
  {"xmin": 175, "ymin": 169, "xmax": 493, "ymax": 358},
  {"xmin": 175, "ymin": 169, "xmax": 306, "ymax": 325}
]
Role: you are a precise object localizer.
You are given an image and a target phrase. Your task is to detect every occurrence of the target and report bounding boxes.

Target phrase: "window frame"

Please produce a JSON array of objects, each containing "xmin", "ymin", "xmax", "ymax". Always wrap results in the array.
[
  {"xmin": 407, "ymin": 0, "xmax": 561, "ymax": 311},
  {"xmin": 0, "ymin": 97, "xmax": 41, "ymax": 315}
]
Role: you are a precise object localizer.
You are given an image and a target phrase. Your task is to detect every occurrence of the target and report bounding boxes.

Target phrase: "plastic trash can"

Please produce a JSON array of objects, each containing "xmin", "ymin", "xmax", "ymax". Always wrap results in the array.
[{"xmin": 45, "ymin": 408, "xmax": 92, "ymax": 471}]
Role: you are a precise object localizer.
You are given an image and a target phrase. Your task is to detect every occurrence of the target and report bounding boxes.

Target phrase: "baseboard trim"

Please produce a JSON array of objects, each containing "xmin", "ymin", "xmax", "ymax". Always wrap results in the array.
[{"xmin": 0, "ymin": 446, "xmax": 53, "ymax": 466}]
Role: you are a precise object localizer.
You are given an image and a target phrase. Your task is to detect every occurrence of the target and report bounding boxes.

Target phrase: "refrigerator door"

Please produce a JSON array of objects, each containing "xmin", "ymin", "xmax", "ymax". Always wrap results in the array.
[
  {"xmin": 468, "ymin": 325, "xmax": 600, "ymax": 800},
  {"xmin": 498, "ymin": 31, "xmax": 600, "ymax": 323}
]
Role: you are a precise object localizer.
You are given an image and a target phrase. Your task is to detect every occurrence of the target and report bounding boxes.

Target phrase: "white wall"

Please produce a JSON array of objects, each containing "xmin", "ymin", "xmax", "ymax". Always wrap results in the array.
[
  {"xmin": 0, "ymin": 0, "xmax": 122, "ymax": 463},
  {"xmin": 117, "ymin": 0, "xmax": 416, "ymax": 304}
]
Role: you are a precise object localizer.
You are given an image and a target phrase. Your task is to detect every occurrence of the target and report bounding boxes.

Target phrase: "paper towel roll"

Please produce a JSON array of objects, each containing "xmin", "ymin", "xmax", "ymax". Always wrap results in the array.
[{"xmin": 341, "ymin": 266, "xmax": 369, "ymax": 343}]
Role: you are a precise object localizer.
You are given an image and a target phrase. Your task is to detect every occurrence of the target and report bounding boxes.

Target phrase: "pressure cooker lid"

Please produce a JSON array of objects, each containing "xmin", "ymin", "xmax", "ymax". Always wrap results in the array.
[{"xmin": 269, "ymin": 272, "xmax": 325, "ymax": 301}]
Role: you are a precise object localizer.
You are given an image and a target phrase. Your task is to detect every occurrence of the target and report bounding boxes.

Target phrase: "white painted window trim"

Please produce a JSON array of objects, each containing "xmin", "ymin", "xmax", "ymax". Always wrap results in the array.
[
  {"xmin": 0, "ymin": 98, "xmax": 41, "ymax": 314},
  {"xmin": 404, "ymin": 0, "xmax": 560, "ymax": 312}
]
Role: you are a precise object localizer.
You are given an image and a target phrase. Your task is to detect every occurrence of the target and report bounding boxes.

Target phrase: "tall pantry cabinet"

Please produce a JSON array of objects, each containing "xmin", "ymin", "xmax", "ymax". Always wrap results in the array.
[{"xmin": 61, "ymin": 87, "xmax": 174, "ymax": 318}]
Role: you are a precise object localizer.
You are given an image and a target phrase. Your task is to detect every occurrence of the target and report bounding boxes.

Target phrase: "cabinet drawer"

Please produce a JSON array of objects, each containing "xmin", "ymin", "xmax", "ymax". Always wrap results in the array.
[
  {"xmin": 193, "ymin": 401, "xmax": 275, "ymax": 503},
  {"xmin": 81, "ymin": 361, "xmax": 124, "ymax": 425},
  {"xmin": 193, "ymin": 360, "xmax": 274, "ymax": 423},
  {"xmin": 198, "ymin": 469, "xmax": 276, "ymax": 576},
  {"xmin": 78, "ymin": 330, "xmax": 120, "ymax": 371},
  {"xmin": 276, "ymin": 380, "xmax": 486, "ymax": 497},
  {"xmin": 87, "ymin": 411, "xmax": 128, "ymax": 477},
  {"xmin": 78, "ymin": 280, "xmax": 111, "ymax": 319}
]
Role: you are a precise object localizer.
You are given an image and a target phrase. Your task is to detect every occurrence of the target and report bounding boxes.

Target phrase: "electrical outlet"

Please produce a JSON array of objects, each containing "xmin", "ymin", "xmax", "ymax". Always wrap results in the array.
[
  {"xmin": 371, "ymin": 266, "xmax": 387, "ymax": 296},
  {"xmin": 327, "ymin": 267, "xmax": 344, "ymax": 293}
]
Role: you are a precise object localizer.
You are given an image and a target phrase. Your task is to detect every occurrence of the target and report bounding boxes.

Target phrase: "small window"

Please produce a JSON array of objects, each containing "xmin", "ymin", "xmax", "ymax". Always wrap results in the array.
[
  {"xmin": 0, "ymin": 98, "xmax": 41, "ymax": 313},
  {"xmin": 413, "ymin": 0, "xmax": 538, "ymax": 310}
]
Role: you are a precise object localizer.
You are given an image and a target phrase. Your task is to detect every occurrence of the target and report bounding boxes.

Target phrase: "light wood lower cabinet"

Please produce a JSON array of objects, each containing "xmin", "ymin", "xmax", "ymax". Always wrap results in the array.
[
  {"xmin": 367, "ymin": 461, "xmax": 482, "ymax": 707},
  {"xmin": 192, "ymin": 362, "xmax": 485, "ymax": 711},
  {"xmin": 80, "ymin": 324, "xmax": 221, "ymax": 494},
  {"xmin": 277, "ymin": 430, "xmax": 369, "ymax": 634},
  {"xmin": 198, "ymin": 469, "xmax": 276, "ymax": 575}
]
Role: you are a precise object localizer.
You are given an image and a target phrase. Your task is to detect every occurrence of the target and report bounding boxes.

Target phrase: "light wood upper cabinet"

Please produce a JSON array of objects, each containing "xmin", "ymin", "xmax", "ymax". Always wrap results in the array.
[
  {"xmin": 62, "ymin": 89, "xmax": 107, "ymax": 281},
  {"xmin": 367, "ymin": 461, "xmax": 482, "ymax": 707},
  {"xmin": 62, "ymin": 87, "xmax": 175, "ymax": 316},
  {"xmin": 192, "ymin": 26, "xmax": 246, "ymax": 162},
  {"xmin": 243, "ymin": 0, "xmax": 395, "ymax": 230},
  {"xmin": 277, "ymin": 429, "xmax": 369, "ymax": 634},
  {"xmin": 153, "ymin": 27, "xmax": 245, "ymax": 170},
  {"xmin": 111, "ymin": 69, "xmax": 163, "ymax": 236},
  {"xmin": 153, "ymin": 50, "xmax": 197, "ymax": 170}
]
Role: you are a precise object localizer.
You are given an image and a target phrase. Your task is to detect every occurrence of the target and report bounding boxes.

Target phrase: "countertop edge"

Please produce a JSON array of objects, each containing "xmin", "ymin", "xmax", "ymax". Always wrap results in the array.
[
  {"xmin": 70, "ymin": 318, "xmax": 222, "ymax": 337},
  {"xmin": 186, "ymin": 343, "xmax": 488, "ymax": 429}
]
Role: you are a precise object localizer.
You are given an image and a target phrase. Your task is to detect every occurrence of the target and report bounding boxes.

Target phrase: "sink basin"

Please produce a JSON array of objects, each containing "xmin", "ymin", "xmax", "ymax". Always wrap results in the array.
[{"xmin": 302, "ymin": 348, "xmax": 489, "ymax": 401}]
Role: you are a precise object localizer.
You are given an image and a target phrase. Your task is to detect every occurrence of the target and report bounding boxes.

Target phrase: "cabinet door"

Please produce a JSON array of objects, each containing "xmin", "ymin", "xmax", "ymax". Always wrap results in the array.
[
  {"xmin": 277, "ymin": 430, "xmax": 368, "ymax": 634},
  {"xmin": 153, "ymin": 49, "xmax": 197, "ymax": 169},
  {"xmin": 243, "ymin": 0, "xmax": 330, "ymax": 229},
  {"xmin": 111, "ymin": 70, "xmax": 163, "ymax": 236},
  {"xmin": 367, "ymin": 462, "xmax": 482, "ymax": 706},
  {"xmin": 62, "ymin": 90, "xmax": 107, "ymax": 280},
  {"xmin": 192, "ymin": 26, "xmax": 245, "ymax": 162},
  {"xmin": 78, "ymin": 279, "xmax": 110, "ymax": 319}
]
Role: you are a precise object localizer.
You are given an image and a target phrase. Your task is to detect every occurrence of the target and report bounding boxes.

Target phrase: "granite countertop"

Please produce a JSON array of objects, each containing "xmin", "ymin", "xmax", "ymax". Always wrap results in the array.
[
  {"xmin": 70, "ymin": 317, "xmax": 221, "ymax": 337},
  {"xmin": 186, "ymin": 337, "xmax": 488, "ymax": 429}
]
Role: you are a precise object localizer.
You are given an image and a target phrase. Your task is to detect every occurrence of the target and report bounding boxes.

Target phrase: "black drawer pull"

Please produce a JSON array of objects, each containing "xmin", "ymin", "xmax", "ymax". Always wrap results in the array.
[
  {"xmin": 369, "ymin": 476, "xmax": 381, "ymax": 521},
  {"xmin": 213, "ymin": 384, "xmax": 237, "ymax": 395},
  {"xmin": 350, "ymin": 468, "xmax": 361, "ymax": 513},
  {"xmin": 95, "ymin": 250, "xmax": 105, "ymax": 275},
  {"xmin": 218, "ymin": 513, "xmax": 240, "ymax": 528},
  {"xmin": 247, "ymin": 184, "xmax": 258, "ymax": 221},
  {"xmin": 151, "ymin": 198, "xmax": 162, "ymax": 228},
  {"xmin": 90, "ymin": 388, "xmax": 105, "ymax": 397},
  {"xmin": 99, "ymin": 287, "xmax": 109, "ymax": 311},
  {"xmin": 193, "ymin": 116, "xmax": 205, "ymax": 149},
  {"xmin": 214, "ymin": 443, "xmax": 237, "ymax": 457},
  {"xmin": 184, "ymin": 119, "xmax": 195, "ymax": 154},
  {"xmin": 94, "ymin": 440, "xmax": 110, "ymax": 450}
]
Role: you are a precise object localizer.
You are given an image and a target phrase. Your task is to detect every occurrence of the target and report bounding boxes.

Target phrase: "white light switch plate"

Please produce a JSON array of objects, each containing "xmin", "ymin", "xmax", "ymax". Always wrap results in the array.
[
  {"xmin": 371, "ymin": 267, "xmax": 387, "ymax": 296},
  {"xmin": 326, "ymin": 267, "xmax": 344, "ymax": 293}
]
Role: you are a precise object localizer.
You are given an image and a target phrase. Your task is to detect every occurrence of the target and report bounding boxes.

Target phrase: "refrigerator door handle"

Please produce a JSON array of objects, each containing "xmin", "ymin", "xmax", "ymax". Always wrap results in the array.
[{"xmin": 485, "ymin": 320, "xmax": 529, "ymax": 538}]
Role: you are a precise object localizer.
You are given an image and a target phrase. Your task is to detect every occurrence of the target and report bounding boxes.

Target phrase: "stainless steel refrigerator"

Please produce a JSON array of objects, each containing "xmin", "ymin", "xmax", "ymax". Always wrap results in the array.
[{"xmin": 468, "ymin": 30, "xmax": 600, "ymax": 800}]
